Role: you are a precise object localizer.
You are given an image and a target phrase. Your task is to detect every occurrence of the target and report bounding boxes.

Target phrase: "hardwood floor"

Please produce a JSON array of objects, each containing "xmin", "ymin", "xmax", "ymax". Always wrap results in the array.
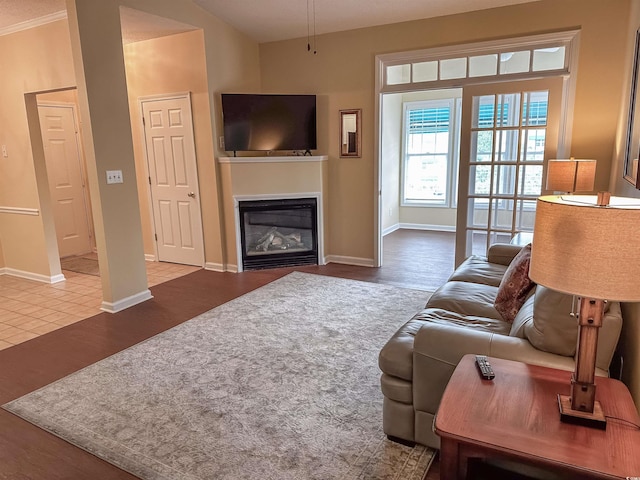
[{"xmin": 0, "ymin": 230, "xmax": 454, "ymax": 479}]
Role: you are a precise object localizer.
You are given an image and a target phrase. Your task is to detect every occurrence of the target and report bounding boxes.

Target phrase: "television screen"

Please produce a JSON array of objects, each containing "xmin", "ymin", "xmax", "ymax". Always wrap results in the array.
[{"xmin": 221, "ymin": 94, "xmax": 317, "ymax": 152}]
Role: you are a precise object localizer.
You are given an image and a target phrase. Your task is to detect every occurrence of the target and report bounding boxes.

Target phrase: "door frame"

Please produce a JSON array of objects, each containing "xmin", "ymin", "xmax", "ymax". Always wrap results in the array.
[
  {"xmin": 374, "ymin": 30, "xmax": 580, "ymax": 268},
  {"xmin": 138, "ymin": 91, "xmax": 205, "ymax": 266}
]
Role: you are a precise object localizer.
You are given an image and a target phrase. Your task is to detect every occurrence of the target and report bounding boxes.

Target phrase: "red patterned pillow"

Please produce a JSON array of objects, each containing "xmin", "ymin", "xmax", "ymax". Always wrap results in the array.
[{"xmin": 494, "ymin": 244, "xmax": 535, "ymax": 323}]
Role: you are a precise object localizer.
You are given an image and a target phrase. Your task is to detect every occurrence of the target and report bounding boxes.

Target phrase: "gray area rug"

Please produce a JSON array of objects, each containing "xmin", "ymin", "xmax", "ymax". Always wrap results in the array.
[
  {"xmin": 3, "ymin": 272, "xmax": 434, "ymax": 480},
  {"xmin": 60, "ymin": 255, "xmax": 100, "ymax": 276}
]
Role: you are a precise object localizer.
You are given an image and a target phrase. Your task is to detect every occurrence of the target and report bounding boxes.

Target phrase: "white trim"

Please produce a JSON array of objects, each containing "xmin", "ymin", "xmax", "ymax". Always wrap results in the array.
[
  {"xmin": 144, "ymin": 254, "xmax": 156, "ymax": 262},
  {"xmin": 204, "ymin": 262, "xmax": 226, "ymax": 272},
  {"xmin": 0, "ymin": 11, "xmax": 67, "ymax": 37},
  {"xmin": 0, "ymin": 267, "xmax": 65, "ymax": 284},
  {"xmin": 0, "ymin": 206, "xmax": 40, "ymax": 216},
  {"xmin": 374, "ymin": 60, "xmax": 383, "ymax": 268},
  {"xmin": 377, "ymin": 31, "xmax": 579, "ymax": 65},
  {"xmin": 325, "ymin": 255, "xmax": 375, "ymax": 268},
  {"xmin": 382, "ymin": 224, "xmax": 400, "ymax": 236},
  {"xmin": 233, "ymin": 192, "xmax": 324, "ymax": 273},
  {"xmin": 100, "ymin": 289, "xmax": 153, "ymax": 314},
  {"xmin": 378, "ymin": 30, "xmax": 579, "ymax": 94},
  {"xmin": 219, "ymin": 155, "xmax": 328, "ymax": 164},
  {"xmin": 399, "ymin": 223, "xmax": 456, "ymax": 232}
]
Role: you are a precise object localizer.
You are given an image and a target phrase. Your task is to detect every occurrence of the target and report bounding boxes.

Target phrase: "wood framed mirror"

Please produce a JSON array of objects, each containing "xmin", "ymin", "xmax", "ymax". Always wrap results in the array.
[
  {"xmin": 340, "ymin": 109, "xmax": 361, "ymax": 157},
  {"xmin": 624, "ymin": 28, "xmax": 640, "ymax": 189}
]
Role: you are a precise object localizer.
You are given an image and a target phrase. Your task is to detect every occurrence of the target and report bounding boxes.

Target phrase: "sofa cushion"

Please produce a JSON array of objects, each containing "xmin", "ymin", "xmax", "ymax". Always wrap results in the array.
[
  {"xmin": 448, "ymin": 255, "xmax": 508, "ymax": 287},
  {"xmin": 426, "ymin": 281, "xmax": 503, "ymax": 321},
  {"xmin": 509, "ymin": 289, "xmax": 535, "ymax": 338},
  {"xmin": 378, "ymin": 317, "xmax": 426, "ymax": 381},
  {"xmin": 523, "ymin": 285, "xmax": 577, "ymax": 357},
  {"xmin": 494, "ymin": 244, "xmax": 535, "ymax": 323},
  {"xmin": 413, "ymin": 308, "xmax": 511, "ymax": 335}
]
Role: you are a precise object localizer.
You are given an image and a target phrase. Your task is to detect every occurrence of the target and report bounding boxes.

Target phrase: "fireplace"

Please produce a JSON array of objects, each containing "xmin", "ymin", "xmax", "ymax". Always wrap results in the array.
[{"xmin": 238, "ymin": 197, "xmax": 318, "ymax": 270}]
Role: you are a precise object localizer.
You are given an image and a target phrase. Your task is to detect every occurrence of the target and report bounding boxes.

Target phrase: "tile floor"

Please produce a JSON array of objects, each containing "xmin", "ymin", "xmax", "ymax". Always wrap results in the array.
[{"xmin": 0, "ymin": 261, "xmax": 200, "ymax": 351}]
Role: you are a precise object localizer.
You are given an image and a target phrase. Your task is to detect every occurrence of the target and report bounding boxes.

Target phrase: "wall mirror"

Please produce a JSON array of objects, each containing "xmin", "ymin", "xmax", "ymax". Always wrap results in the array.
[
  {"xmin": 624, "ymin": 28, "xmax": 640, "ymax": 188},
  {"xmin": 340, "ymin": 109, "xmax": 361, "ymax": 157}
]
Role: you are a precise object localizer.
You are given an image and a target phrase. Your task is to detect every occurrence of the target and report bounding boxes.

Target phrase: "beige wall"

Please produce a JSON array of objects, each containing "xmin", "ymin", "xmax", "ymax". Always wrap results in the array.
[
  {"xmin": 0, "ymin": 0, "xmax": 260, "ymax": 304},
  {"xmin": 0, "ymin": 20, "xmax": 76, "ymax": 279},
  {"xmin": 259, "ymin": 0, "xmax": 630, "ymax": 262},
  {"xmin": 123, "ymin": 30, "xmax": 220, "ymax": 265},
  {"xmin": 611, "ymin": 0, "xmax": 640, "ymax": 413}
]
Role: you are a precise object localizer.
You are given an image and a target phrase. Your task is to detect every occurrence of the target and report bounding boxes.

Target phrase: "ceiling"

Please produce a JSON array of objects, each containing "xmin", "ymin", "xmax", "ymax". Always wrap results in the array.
[{"xmin": 1, "ymin": 0, "xmax": 540, "ymax": 44}]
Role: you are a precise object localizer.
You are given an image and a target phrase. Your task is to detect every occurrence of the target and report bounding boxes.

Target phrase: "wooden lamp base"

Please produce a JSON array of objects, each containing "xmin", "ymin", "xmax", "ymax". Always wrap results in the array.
[{"xmin": 558, "ymin": 394, "xmax": 607, "ymax": 430}]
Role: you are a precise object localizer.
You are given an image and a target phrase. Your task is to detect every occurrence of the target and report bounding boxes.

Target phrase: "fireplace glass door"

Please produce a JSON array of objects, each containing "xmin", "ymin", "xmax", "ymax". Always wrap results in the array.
[{"xmin": 239, "ymin": 198, "xmax": 318, "ymax": 270}]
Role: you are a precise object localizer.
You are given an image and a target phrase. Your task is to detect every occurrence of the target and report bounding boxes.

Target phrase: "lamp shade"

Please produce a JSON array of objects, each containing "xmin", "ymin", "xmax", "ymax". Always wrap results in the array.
[
  {"xmin": 530, "ymin": 195, "xmax": 640, "ymax": 302},
  {"xmin": 546, "ymin": 159, "xmax": 596, "ymax": 193}
]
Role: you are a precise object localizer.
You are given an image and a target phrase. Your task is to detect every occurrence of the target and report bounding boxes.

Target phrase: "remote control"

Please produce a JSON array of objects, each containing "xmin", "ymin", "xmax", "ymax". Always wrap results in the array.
[{"xmin": 475, "ymin": 355, "xmax": 495, "ymax": 380}]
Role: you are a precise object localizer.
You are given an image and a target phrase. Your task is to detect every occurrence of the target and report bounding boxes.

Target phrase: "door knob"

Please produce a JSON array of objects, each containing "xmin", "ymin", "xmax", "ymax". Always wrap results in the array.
[{"xmin": 187, "ymin": 192, "xmax": 196, "ymax": 198}]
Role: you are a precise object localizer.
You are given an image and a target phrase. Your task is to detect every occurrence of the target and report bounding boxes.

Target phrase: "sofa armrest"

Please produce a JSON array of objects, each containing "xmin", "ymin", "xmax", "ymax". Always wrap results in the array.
[
  {"xmin": 487, "ymin": 243, "xmax": 523, "ymax": 266},
  {"xmin": 412, "ymin": 321, "xmax": 608, "ymax": 418}
]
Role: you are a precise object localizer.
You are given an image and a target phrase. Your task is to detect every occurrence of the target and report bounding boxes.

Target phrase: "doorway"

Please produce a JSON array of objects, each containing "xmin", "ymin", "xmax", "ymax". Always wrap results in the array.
[
  {"xmin": 375, "ymin": 30, "xmax": 579, "ymax": 270},
  {"xmin": 37, "ymin": 92, "xmax": 95, "ymax": 262}
]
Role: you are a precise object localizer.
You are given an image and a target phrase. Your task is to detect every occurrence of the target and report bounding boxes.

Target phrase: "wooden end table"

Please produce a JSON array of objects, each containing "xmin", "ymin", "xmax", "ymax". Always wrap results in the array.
[{"xmin": 435, "ymin": 354, "xmax": 640, "ymax": 479}]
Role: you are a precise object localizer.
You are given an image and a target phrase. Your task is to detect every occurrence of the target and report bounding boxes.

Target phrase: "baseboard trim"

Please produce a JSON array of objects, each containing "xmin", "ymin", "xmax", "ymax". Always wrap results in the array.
[
  {"xmin": 144, "ymin": 254, "xmax": 156, "ymax": 262},
  {"xmin": 324, "ymin": 255, "xmax": 375, "ymax": 267},
  {"xmin": 101, "ymin": 289, "xmax": 153, "ymax": 314},
  {"xmin": 0, "ymin": 267, "xmax": 65, "ymax": 284},
  {"xmin": 204, "ymin": 262, "xmax": 226, "ymax": 272},
  {"xmin": 398, "ymin": 223, "xmax": 456, "ymax": 232},
  {"xmin": 382, "ymin": 224, "xmax": 400, "ymax": 236}
]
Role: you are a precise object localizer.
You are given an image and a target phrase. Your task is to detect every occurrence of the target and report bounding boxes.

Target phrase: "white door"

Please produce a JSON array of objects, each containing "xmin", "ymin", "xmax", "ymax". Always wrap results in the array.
[
  {"xmin": 38, "ymin": 104, "xmax": 93, "ymax": 258},
  {"xmin": 456, "ymin": 78, "xmax": 563, "ymax": 265},
  {"xmin": 141, "ymin": 94, "xmax": 204, "ymax": 266}
]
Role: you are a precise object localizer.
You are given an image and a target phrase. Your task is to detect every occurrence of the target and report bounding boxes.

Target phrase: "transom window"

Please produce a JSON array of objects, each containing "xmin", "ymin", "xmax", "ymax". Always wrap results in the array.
[{"xmin": 379, "ymin": 30, "xmax": 578, "ymax": 93}]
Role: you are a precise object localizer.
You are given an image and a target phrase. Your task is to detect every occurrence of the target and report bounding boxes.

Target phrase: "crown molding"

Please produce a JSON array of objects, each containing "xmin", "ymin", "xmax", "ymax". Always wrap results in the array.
[{"xmin": 0, "ymin": 11, "xmax": 67, "ymax": 37}]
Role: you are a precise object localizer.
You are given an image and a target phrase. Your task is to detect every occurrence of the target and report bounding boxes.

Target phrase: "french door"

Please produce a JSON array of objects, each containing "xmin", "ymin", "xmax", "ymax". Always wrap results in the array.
[{"xmin": 455, "ymin": 78, "xmax": 563, "ymax": 265}]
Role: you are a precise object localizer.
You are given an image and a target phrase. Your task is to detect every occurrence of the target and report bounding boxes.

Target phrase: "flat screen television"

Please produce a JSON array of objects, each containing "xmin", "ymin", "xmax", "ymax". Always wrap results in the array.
[{"xmin": 221, "ymin": 94, "xmax": 317, "ymax": 153}]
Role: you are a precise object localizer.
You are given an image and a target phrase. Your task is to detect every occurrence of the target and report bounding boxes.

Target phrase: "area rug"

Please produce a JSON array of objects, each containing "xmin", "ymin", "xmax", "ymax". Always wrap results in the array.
[
  {"xmin": 3, "ymin": 272, "xmax": 434, "ymax": 480},
  {"xmin": 60, "ymin": 255, "xmax": 100, "ymax": 276}
]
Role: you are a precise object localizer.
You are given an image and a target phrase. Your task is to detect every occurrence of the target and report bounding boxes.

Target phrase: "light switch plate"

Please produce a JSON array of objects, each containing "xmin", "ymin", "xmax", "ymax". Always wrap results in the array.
[{"xmin": 106, "ymin": 170, "xmax": 123, "ymax": 184}]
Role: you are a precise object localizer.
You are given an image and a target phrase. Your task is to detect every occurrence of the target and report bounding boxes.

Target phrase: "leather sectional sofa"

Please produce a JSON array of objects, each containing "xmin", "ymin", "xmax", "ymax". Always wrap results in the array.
[{"xmin": 378, "ymin": 243, "xmax": 623, "ymax": 448}]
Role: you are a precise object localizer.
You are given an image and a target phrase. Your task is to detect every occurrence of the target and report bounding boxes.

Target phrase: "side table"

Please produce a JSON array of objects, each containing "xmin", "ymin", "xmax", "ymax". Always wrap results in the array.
[{"xmin": 435, "ymin": 354, "xmax": 640, "ymax": 479}]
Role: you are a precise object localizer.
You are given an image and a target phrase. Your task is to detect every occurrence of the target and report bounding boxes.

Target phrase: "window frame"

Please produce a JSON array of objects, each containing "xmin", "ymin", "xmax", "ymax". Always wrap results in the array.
[{"xmin": 401, "ymin": 98, "xmax": 461, "ymax": 208}]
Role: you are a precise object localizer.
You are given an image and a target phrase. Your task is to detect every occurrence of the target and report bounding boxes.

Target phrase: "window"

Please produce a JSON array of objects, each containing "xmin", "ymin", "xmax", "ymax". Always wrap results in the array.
[
  {"xmin": 378, "ymin": 31, "xmax": 578, "ymax": 91},
  {"xmin": 402, "ymin": 98, "xmax": 460, "ymax": 206}
]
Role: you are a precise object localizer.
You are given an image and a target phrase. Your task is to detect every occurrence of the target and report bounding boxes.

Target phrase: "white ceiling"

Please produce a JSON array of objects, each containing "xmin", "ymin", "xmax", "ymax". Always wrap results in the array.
[{"xmin": 1, "ymin": 0, "xmax": 540, "ymax": 44}]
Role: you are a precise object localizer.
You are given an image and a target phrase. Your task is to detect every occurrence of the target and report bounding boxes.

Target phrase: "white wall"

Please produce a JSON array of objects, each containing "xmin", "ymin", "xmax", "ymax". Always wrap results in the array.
[{"xmin": 380, "ymin": 88, "xmax": 461, "ymax": 233}]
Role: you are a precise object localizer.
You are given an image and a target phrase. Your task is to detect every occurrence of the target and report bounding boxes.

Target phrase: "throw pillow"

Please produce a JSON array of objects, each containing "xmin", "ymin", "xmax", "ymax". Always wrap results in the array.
[{"xmin": 494, "ymin": 244, "xmax": 535, "ymax": 323}]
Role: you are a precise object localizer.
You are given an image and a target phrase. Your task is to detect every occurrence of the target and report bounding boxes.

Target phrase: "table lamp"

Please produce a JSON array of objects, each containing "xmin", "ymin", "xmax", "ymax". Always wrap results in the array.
[
  {"xmin": 546, "ymin": 158, "xmax": 596, "ymax": 193},
  {"xmin": 529, "ymin": 193, "xmax": 640, "ymax": 429}
]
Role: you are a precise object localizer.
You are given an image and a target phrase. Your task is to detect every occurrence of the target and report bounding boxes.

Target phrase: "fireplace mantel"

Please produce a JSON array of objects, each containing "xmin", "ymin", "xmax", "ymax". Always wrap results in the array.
[{"xmin": 218, "ymin": 155, "xmax": 328, "ymax": 164}]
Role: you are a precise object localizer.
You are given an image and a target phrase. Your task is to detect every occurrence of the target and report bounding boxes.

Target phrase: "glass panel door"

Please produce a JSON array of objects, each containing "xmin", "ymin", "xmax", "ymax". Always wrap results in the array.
[{"xmin": 455, "ymin": 78, "xmax": 563, "ymax": 265}]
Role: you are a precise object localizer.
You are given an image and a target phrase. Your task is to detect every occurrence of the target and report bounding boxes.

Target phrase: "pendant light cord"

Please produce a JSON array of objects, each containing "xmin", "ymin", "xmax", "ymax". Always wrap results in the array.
[{"xmin": 306, "ymin": 0, "xmax": 317, "ymax": 54}]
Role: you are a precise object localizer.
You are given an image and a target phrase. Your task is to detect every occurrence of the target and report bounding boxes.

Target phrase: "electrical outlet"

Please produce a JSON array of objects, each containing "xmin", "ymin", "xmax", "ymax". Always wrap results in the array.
[
  {"xmin": 106, "ymin": 170, "xmax": 124, "ymax": 184},
  {"xmin": 388, "ymin": 208, "xmax": 393, "ymax": 217}
]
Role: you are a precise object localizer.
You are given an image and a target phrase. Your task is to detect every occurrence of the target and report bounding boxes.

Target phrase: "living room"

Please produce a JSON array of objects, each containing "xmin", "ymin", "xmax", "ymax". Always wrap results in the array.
[{"xmin": 1, "ymin": 0, "xmax": 640, "ymax": 478}]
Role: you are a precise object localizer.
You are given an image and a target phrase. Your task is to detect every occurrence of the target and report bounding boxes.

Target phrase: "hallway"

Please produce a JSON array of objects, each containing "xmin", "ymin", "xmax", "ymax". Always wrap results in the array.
[{"xmin": 0, "ymin": 261, "xmax": 200, "ymax": 350}]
